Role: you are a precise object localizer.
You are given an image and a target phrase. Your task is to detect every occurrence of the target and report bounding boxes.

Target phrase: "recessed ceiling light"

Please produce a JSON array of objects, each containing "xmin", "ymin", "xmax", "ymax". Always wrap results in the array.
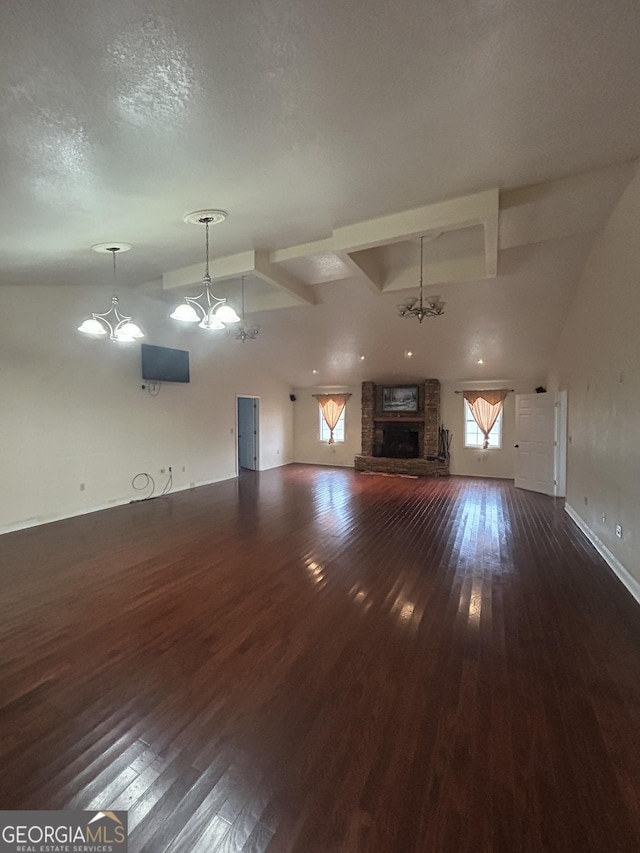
[
  {"xmin": 404, "ymin": 350, "xmax": 413, "ymax": 358},
  {"xmin": 360, "ymin": 355, "xmax": 365, "ymax": 361},
  {"xmin": 477, "ymin": 359, "xmax": 484, "ymax": 364},
  {"xmin": 312, "ymin": 369, "xmax": 318, "ymax": 374}
]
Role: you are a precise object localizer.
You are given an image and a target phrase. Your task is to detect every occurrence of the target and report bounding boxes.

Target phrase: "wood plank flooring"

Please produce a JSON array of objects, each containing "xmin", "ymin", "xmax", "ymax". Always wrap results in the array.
[{"xmin": 1, "ymin": 465, "xmax": 640, "ymax": 852}]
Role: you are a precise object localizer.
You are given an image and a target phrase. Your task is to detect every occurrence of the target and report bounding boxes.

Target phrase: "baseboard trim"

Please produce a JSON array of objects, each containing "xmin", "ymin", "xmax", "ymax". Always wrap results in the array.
[
  {"xmin": 565, "ymin": 503, "xmax": 640, "ymax": 606},
  {"xmin": 0, "ymin": 475, "xmax": 234, "ymax": 537}
]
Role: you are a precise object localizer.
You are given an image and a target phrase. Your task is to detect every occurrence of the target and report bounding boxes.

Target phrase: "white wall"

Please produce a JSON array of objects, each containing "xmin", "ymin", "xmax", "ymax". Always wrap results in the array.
[
  {"xmin": 292, "ymin": 385, "xmax": 361, "ymax": 467},
  {"xmin": 549, "ymin": 162, "xmax": 640, "ymax": 588},
  {"xmin": 0, "ymin": 283, "xmax": 294, "ymax": 533},
  {"xmin": 440, "ymin": 380, "xmax": 544, "ymax": 479}
]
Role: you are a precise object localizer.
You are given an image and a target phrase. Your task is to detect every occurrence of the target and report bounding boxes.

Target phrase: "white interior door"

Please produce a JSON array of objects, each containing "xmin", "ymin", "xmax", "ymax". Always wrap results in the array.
[
  {"xmin": 514, "ymin": 393, "xmax": 557, "ymax": 495},
  {"xmin": 237, "ymin": 397, "xmax": 259, "ymax": 471}
]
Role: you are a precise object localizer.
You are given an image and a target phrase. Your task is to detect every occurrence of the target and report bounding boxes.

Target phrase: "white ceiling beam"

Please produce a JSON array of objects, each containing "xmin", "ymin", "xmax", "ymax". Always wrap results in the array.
[
  {"xmin": 342, "ymin": 249, "xmax": 386, "ymax": 292},
  {"xmin": 383, "ymin": 254, "xmax": 488, "ymax": 293},
  {"xmin": 484, "ymin": 210, "xmax": 499, "ymax": 279},
  {"xmin": 254, "ymin": 251, "xmax": 317, "ymax": 305},
  {"xmin": 162, "ymin": 251, "xmax": 257, "ymax": 290},
  {"xmin": 164, "ymin": 248, "xmax": 315, "ymax": 305},
  {"xmin": 162, "ymin": 189, "xmax": 499, "ymax": 299},
  {"xmin": 331, "ymin": 249, "xmax": 386, "ymax": 292},
  {"xmin": 332, "ymin": 188, "xmax": 499, "ymax": 257},
  {"xmin": 269, "ymin": 237, "xmax": 334, "ymax": 263}
]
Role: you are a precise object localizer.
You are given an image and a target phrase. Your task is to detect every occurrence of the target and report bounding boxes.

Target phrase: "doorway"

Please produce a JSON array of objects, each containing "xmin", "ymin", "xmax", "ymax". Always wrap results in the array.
[{"xmin": 237, "ymin": 396, "xmax": 259, "ymax": 472}]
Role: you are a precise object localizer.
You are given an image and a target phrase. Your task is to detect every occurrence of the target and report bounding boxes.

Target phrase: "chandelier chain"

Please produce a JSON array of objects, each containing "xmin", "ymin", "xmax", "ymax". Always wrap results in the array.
[
  {"xmin": 397, "ymin": 233, "xmax": 445, "ymax": 323},
  {"xmin": 204, "ymin": 218, "xmax": 210, "ymax": 281},
  {"xmin": 235, "ymin": 275, "xmax": 260, "ymax": 342}
]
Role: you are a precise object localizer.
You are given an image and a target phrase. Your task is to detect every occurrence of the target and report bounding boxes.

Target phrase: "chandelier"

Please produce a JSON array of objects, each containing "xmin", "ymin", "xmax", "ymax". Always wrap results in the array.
[
  {"xmin": 397, "ymin": 234, "xmax": 445, "ymax": 323},
  {"xmin": 235, "ymin": 276, "xmax": 260, "ymax": 342},
  {"xmin": 170, "ymin": 210, "xmax": 241, "ymax": 329},
  {"xmin": 78, "ymin": 244, "xmax": 144, "ymax": 342}
]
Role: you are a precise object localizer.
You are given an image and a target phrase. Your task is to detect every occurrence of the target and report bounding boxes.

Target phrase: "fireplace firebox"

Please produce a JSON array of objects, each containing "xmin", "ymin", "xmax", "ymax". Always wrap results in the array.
[{"xmin": 381, "ymin": 427, "xmax": 419, "ymax": 458}]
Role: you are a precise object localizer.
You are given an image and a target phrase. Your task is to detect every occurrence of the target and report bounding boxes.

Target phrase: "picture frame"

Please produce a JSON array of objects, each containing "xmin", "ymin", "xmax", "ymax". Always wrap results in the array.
[{"xmin": 382, "ymin": 385, "xmax": 419, "ymax": 413}]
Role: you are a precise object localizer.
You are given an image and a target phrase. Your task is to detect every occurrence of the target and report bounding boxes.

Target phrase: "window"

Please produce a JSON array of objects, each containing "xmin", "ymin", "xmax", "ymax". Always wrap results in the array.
[
  {"xmin": 320, "ymin": 408, "xmax": 345, "ymax": 442},
  {"xmin": 464, "ymin": 402, "xmax": 502, "ymax": 448}
]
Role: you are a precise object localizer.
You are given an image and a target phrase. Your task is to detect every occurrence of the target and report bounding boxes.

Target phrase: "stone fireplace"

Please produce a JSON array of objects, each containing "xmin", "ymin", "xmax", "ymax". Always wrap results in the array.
[{"xmin": 355, "ymin": 380, "xmax": 449, "ymax": 476}]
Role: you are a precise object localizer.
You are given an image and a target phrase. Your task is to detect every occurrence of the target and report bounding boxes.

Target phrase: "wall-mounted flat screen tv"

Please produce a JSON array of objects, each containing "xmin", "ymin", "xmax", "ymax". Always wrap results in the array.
[
  {"xmin": 382, "ymin": 385, "xmax": 418, "ymax": 412},
  {"xmin": 141, "ymin": 344, "xmax": 190, "ymax": 383}
]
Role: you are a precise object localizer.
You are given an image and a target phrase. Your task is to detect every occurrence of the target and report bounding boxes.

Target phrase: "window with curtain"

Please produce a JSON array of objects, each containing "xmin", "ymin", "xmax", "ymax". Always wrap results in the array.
[
  {"xmin": 313, "ymin": 393, "xmax": 351, "ymax": 444},
  {"xmin": 319, "ymin": 408, "xmax": 345, "ymax": 442},
  {"xmin": 465, "ymin": 403, "xmax": 502, "ymax": 448},
  {"xmin": 462, "ymin": 390, "xmax": 509, "ymax": 449}
]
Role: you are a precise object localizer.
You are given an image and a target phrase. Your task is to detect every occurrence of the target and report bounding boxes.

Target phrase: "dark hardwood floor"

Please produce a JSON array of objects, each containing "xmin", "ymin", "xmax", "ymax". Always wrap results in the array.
[{"xmin": 1, "ymin": 465, "xmax": 640, "ymax": 852}]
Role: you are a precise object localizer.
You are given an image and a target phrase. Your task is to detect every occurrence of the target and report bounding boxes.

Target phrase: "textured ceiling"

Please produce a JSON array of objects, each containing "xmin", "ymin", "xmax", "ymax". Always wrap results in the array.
[{"xmin": 1, "ymin": 0, "xmax": 639, "ymax": 385}]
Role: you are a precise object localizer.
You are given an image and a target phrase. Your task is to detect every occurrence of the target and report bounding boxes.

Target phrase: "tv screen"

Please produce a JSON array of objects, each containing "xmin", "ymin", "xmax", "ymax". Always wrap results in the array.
[{"xmin": 141, "ymin": 344, "xmax": 190, "ymax": 383}]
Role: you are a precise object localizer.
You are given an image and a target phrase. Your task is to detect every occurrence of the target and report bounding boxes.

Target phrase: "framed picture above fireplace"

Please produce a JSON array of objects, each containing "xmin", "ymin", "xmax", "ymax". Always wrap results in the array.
[{"xmin": 382, "ymin": 385, "xmax": 419, "ymax": 413}]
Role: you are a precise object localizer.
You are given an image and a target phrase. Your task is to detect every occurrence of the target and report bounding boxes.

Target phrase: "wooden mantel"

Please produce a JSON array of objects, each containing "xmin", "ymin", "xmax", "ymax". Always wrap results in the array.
[{"xmin": 373, "ymin": 416, "xmax": 425, "ymax": 423}]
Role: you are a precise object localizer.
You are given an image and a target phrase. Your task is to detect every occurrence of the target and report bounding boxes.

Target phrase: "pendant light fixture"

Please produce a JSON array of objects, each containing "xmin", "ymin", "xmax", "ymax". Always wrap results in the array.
[
  {"xmin": 170, "ymin": 210, "xmax": 241, "ymax": 329},
  {"xmin": 397, "ymin": 234, "xmax": 445, "ymax": 323},
  {"xmin": 235, "ymin": 276, "xmax": 260, "ymax": 342},
  {"xmin": 78, "ymin": 243, "xmax": 144, "ymax": 342}
]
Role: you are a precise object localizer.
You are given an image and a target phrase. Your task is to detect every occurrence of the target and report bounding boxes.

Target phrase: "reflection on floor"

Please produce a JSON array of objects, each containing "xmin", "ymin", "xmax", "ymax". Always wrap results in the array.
[{"xmin": 1, "ymin": 465, "xmax": 639, "ymax": 852}]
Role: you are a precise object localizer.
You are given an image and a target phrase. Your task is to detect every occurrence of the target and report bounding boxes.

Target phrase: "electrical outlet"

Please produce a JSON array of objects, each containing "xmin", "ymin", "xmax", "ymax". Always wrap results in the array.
[
  {"xmin": 168, "ymin": 466, "xmax": 172, "ymax": 472},
  {"xmin": 80, "ymin": 483, "xmax": 85, "ymax": 491},
  {"xmin": 602, "ymin": 513, "xmax": 607, "ymax": 523},
  {"xmin": 182, "ymin": 466, "xmax": 186, "ymax": 472},
  {"xmin": 616, "ymin": 524, "xmax": 623, "ymax": 539},
  {"xmin": 160, "ymin": 468, "xmax": 166, "ymax": 474},
  {"xmin": 584, "ymin": 495, "xmax": 588, "ymax": 506}
]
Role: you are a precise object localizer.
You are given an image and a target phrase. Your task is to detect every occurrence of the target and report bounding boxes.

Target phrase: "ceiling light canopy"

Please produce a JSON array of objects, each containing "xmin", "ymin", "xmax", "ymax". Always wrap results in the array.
[
  {"xmin": 170, "ymin": 210, "xmax": 241, "ymax": 330},
  {"xmin": 397, "ymin": 234, "xmax": 445, "ymax": 323},
  {"xmin": 78, "ymin": 244, "xmax": 144, "ymax": 343}
]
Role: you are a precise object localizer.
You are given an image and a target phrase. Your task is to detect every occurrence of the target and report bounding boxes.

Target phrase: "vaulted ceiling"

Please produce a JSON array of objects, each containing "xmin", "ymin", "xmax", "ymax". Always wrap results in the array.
[{"xmin": 1, "ymin": 0, "xmax": 639, "ymax": 386}]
